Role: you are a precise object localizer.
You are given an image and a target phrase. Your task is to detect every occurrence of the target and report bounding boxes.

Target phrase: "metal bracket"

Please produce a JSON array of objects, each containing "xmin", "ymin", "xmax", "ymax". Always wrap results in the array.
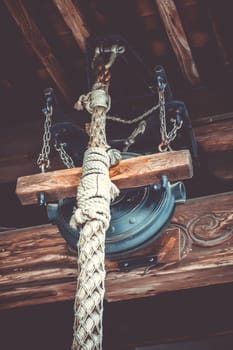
[
  {"xmin": 155, "ymin": 65, "xmax": 173, "ymax": 101},
  {"xmin": 43, "ymin": 87, "xmax": 57, "ymax": 113},
  {"xmin": 118, "ymin": 254, "xmax": 157, "ymax": 272}
]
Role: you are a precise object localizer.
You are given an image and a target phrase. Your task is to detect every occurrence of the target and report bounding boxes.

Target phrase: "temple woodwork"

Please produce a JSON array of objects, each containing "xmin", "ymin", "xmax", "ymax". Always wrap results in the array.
[{"xmin": 0, "ymin": 1, "xmax": 233, "ymax": 349}]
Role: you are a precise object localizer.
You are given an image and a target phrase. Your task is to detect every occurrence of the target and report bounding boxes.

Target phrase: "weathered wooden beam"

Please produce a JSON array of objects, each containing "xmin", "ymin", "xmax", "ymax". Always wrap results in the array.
[
  {"xmin": 52, "ymin": 0, "xmax": 89, "ymax": 52},
  {"xmin": 16, "ymin": 150, "xmax": 192, "ymax": 205},
  {"xmin": 0, "ymin": 191, "xmax": 232, "ymax": 309},
  {"xmin": 192, "ymin": 111, "xmax": 233, "ymax": 126},
  {"xmin": 208, "ymin": 8, "xmax": 230, "ymax": 68},
  {"xmin": 155, "ymin": 0, "xmax": 200, "ymax": 85},
  {"xmin": 3, "ymin": 0, "xmax": 73, "ymax": 103},
  {"xmin": 0, "ymin": 228, "xmax": 180, "ymax": 310},
  {"xmin": 194, "ymin": 118, "xmax": 233, "ymax": 153}
]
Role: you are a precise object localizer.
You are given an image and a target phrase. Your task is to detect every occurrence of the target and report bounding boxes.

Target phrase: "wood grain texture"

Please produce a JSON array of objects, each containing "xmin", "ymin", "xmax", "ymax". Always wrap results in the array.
[
  {"xmin": 194, "ymin": 119, "xmax": 233, "ymax": 152},
  {"xmin": 52, "ymin": 0, "xmax": 89, "ymax": 51},
  {"xmin": 16, "ymin": 150, "xmax": 193, "ymax": 205},
  {"xmin": 155, "ymin": 0, "xmax": 200, "ymax": 85},
  {"xmin": 0, "ymin": 191, "xmax": 233, "ymax": 309},
  {"xmin": 106, "ymin": 191, "xmax": 233, "ymax": 301},
  {"xmin": 192, "ymin": 111, "xmax": 233, "ymax": 126},
  {"xmin": 0, "ymin": 225, "xmax": 180, "ymax": 310},
  {"xmin": 3, "ymin": 0, "xmax": 73, "ymax": 102}
]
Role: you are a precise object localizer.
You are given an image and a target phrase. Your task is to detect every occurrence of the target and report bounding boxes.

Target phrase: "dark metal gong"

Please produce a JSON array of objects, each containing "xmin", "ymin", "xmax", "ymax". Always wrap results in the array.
[{"xmin": 47, "ymin": 153, "xmax": 186, "ymax": 259}]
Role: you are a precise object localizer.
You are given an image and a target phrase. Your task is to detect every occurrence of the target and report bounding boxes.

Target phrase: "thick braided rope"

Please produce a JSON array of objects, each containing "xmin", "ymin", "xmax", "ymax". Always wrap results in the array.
[{"xmin": 70, "ymin": 101, "xmax": 120, "ymax": 350}]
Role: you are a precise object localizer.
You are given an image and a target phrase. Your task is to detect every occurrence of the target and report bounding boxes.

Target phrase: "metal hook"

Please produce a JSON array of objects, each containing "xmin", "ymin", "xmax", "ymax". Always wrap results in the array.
[{"xmin": 92, "ymin": 44, "xmax": 125, "ymax": 71}]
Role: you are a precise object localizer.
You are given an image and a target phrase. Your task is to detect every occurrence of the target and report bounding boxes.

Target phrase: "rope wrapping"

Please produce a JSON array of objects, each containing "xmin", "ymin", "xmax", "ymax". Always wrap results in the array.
[{"xmin": 71, "ymin": 95, "xmax": 120, "ymax": 349}]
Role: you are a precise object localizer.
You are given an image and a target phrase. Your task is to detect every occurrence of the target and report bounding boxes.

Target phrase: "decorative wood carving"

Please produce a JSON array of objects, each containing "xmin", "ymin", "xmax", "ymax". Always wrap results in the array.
[
  {"xmin": 187, "ymin": 212, "xmax": 233, "ymax": 247},
  {"xmin": 0, "ymin": 191, "xmax": 233, "ymax": 309},
  {"xmin": 168, "ymin": 223, "xmax": 192, "ymax": 259}
]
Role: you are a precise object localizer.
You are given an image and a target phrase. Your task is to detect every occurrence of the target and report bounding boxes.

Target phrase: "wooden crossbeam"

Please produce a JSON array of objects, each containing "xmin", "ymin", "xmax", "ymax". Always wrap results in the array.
[
  {"xmin": 16, "ymin": 150, "xmax": 192, "ymax": 205},
  {"xmin": 155, "ymin": 0, "xmax": 200, "ymax": 85},
  {"xmin": 0, "ymin": 191, "xmax": 232, "ymax": 309},
  {"xmin": 0, "ymin": 114, "xmax": 232, "ymax": 185},
  {"xmin": 3, "ymin": 0, "xmax": 73, "ymax": 103},
  {"xmin": 52, "ymin": 0, "xmax": 89, "ymax": 51}
]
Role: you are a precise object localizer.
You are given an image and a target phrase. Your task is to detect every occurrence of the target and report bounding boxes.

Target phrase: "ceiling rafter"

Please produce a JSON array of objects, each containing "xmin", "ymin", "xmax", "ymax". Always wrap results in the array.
[
  {"xmin": 3, "ymin": 0, "xmax": 73, "ymax": 103},
  {"xmin": 155, "ymin": 0, "xmax": 200, "ymax": 85},
  {"xmin": 52, "ymin": 0, "xmax": 89, "ymax": 52}
]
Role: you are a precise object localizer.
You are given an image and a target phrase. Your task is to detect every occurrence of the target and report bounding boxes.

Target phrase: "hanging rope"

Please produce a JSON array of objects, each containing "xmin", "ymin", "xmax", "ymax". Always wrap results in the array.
[{"xmin": 70, "ymin": 81, "xmax": 121, "ymax": 350}]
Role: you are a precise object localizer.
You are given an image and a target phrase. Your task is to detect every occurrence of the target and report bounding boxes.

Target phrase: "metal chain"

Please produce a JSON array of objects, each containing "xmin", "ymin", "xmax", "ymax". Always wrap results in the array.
[
  {"xmin": 106, "ymin": 104, "xmax": 159, "ymax": 124},
  {"xmin": 123, "ymin": 120, "xmax": 147, "ymax": 151},
  {"xmin": 158, "ymin": 88, "xmax": 183, "ymax": 152},
  {"xmin": 37, "ymin": 105, "xmax": 53, "ymax": 172},
  {"xmin": 55, "ymin": 142, "xmax": 75, "ymax": 168}
]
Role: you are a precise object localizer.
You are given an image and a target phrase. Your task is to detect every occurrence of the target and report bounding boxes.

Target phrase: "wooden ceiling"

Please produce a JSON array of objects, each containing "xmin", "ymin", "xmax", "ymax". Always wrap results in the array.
[
  {"xmin": 2, "ymin": 0, "xmax": 233, "ymax": 128},
  {"xmin": 0, "ymin": 0, "xmax": 233, "ymax": 229},
  {"xmin": 1, "ymin": 5, "xmax": 233, "ymax": 346}
]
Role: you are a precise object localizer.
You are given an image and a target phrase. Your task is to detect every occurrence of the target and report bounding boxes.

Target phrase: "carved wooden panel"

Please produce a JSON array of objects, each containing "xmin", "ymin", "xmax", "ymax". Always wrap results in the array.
[{"xmin": 0, "ymin": 192, "xmax": 233, "ymax": 309}]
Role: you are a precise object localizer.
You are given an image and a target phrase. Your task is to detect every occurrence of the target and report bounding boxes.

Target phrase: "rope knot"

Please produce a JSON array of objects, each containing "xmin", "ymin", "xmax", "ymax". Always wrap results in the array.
[
  {"xmin": 70, "ymin": 147, "xmax": 119, "ymax": 232},
  {"xmin": 74, "ymin": 83, "xmax": 111, "ymax": 114},
  {"xmin": 72, "ymin": 79, "xmax": 120, "ymax": 350}
]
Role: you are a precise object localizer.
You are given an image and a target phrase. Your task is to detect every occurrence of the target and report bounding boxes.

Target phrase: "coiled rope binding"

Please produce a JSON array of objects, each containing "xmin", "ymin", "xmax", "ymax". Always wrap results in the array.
[{"xmin": 70, "ymin": 81, "xmax": 121, "ymax": 350}]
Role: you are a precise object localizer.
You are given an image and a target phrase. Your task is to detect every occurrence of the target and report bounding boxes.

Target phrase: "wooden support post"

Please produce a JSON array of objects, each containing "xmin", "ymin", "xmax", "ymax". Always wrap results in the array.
[
  {"xmin": 52, "ymin": 0, "xmax": 89, "ymax": 52},
  {"xmin": 16, "ymin": 150, "xmax": 193, "ymax": 205},
  {"xmin": 155, "ymin": 0, "xmax": 200, "ymax": 85},
  {"xmin": 3, "ymin": 0, "xmax": 73, "ymax": 103},
  {"xmin": 0, "ymin": 191, "xmax": 233, "ymax": 309}
]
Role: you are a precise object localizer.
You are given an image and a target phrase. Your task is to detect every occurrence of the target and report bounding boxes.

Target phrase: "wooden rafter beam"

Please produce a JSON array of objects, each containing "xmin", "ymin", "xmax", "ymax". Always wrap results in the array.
[
  {"xmin": 3, "ymin": 0, "xmax": 73, "ymax": 103},
  {"xmin": 194, "ymin": 118, "xmax": 233, "ymax": 153},
  {"xmin": 16, "ymin": 150, "xmax": 192, "ymax": 205},
  {"xmin": 52, "ymin": 0, "xmax": 89, "ymax": 52},
  {"xmin": 0, "ymin": 191, "xmax": 233, "ymax": 310},
  {"xmin": 155, "ymin": 0, "xmax": 200, "ymax": 85}
]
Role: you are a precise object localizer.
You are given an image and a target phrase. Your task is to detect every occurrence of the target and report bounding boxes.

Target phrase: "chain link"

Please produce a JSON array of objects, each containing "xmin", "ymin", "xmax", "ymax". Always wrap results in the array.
[
  {"xmin": 54, "ymin": 143, "xmax": 75, "ymax": 168},
  {"xmin": 158, "ymin": 88, "xmax": 183, "ymax": 152},
  {"xmin": 37, "ymin": 106, "xmax": 53, "ymax": 172},
  {"xmin": 123, "ymin": 120, "xmax": 147, "ymax": 151},
  {"xmin": 106, "ymin": 104, "xmax": 159, "ymax": 124}
]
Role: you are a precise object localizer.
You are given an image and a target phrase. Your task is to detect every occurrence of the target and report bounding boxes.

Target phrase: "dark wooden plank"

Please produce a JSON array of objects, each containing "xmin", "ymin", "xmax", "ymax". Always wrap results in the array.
[
  {"xmin": 0, "ymin": 191, "xmax": 233, "ymax": 309},
  {"xmin": 52, "ymin": 0, "xmax": 89, "ymax": 51},
  {"xmin": 194, "ymin": 119, "xmax": 233, "ymax": 152},
  {"xmin": 192, "ymin": 111, "xmax": 233, "ymax": 126},
  {"xmin": 155, "ymin": 0, "xmax": 200, "ymax": 85},
  {"xmin": 16, "ymin": 150, "xmax": 193, "ymax": 205},
  {"xmin": 3, "ymin": 0, "xmax": 73, "ymax": 103}
]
